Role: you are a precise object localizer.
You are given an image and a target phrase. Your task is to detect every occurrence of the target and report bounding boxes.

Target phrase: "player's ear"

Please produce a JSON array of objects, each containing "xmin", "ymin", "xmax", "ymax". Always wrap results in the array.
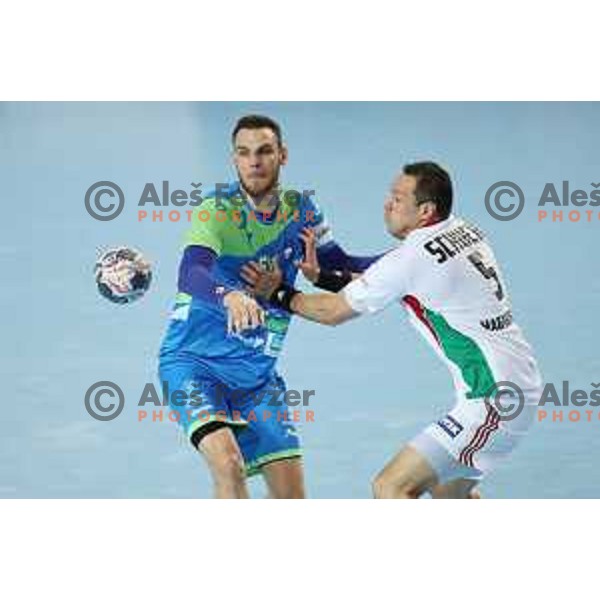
[
  {"xmin": 280, "ymin": 144, "xmax": 288, "ymax": 166},
  {"xmin": 420, "ymin": 201, "xmax": 437, "ymax": 224}
]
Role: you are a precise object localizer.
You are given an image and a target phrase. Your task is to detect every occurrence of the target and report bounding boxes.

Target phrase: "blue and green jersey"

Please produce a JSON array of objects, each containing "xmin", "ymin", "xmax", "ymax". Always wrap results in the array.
[{"xmin": 159, "ymin": 182, "xmax": 329, "ymax": 389}]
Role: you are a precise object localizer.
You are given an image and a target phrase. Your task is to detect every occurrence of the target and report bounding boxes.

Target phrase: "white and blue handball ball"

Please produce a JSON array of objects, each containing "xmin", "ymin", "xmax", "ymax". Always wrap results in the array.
[{"xmin": 95, "ymin": 247, "xmax": 152, "ymax": 305}]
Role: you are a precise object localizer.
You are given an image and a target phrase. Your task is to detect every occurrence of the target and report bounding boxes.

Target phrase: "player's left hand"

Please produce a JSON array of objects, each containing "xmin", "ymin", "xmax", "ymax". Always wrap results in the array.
[
  {"xmin": 240, "ymin": 260, "xmax": 283, "ymax": 299},
  {"xmin": 297, "ymin": 227, "xmax": 320, "ymax": 283}
]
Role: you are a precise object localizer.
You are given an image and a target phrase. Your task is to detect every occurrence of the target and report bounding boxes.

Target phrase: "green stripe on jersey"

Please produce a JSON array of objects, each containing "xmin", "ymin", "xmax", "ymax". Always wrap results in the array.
[
  {"xmin": 425, "ymin": 308, "xmax": 496, "ymax": 400},
  {"xmin": 182, "ymin": 196, "xmax": 294, "ymax": 257}
]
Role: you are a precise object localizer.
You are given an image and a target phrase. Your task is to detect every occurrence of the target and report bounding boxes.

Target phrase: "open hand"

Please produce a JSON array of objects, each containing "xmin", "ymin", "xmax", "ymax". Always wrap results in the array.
[
  {"xmin": 240, "ymin": 260, "xmax": 283, "ymax": 299},
  {"xmin": 223, "ymin": 291, "xmax": 265, "ymax": 334},
  {"xmin": 298, "ymin": 227, "xmax": 320, "ymax": 283}
]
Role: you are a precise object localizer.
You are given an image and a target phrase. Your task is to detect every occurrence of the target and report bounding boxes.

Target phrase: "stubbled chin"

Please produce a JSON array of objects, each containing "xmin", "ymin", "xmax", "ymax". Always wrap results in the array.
[
  {"xmin": 385, "ymin": 222, "xmax": 405, "ymax": 239},
  {"xmin": 245, "ymin": 182, "xmax": 268, "ymax": 195},
  {"xmin": 244, "ymin": 176, "xmax": 274, "ymax": 196}
]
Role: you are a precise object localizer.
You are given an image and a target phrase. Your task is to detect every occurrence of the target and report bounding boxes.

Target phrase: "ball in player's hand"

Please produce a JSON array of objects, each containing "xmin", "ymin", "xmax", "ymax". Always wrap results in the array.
[{"xmin": 95, "ymin": 247, "xmax": 152, "ymax": 304}]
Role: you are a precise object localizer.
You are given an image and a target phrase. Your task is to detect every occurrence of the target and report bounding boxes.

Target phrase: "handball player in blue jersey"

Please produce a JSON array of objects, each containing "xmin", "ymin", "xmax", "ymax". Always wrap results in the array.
[{"xmin": 158, "ymin": 115, "xmax": 381, "ymax": 498}]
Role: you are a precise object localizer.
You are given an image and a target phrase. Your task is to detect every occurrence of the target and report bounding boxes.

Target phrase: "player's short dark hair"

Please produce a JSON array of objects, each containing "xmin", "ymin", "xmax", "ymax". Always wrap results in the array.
[
  {"xmin": 403, "ymin": 161, "xmax": 453, "ymax": 220},
  {"xmin": 232, "ymin": 114, "xmax": 283, "ymax": 147}
]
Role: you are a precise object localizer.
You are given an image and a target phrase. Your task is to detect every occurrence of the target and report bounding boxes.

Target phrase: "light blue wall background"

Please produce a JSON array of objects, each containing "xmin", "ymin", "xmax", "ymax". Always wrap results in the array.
[{"xmin": 2, "ymin": 102, "xmax": 599, "ymax": 498}]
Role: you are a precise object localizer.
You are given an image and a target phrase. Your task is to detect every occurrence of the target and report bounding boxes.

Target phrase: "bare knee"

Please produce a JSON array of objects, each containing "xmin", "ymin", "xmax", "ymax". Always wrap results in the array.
[
  {"xmin": 270, "ymin": 486, "xmax": 305, "ymax": 499},
  {"xmin": 431, "ymin": 479, "xmax": 478, "ymax": 499},
  {"xmin": 372, "ymin": 471, "xmax": 418, "ymax": 499},
  {"xmin": 212, "ymin": 451, "xmax": 245, "ymax": 482},
  {"xmin": 372, "ymin": 446, "xmax": 438, "ymax": 499},
  {"xmin": 270, "ymin": 478, "xmax": 305, "ymax": 499},
  {"xmin": 372, "ymin": 472, "xmax": 387, "ymax": 498},
  {"xmin": 263, "ymin": 459, "xmax": 306, "ymax": 499}
]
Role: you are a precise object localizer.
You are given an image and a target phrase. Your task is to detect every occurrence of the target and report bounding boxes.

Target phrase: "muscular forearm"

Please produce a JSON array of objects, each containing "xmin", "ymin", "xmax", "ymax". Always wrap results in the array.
[{"xmin": 290, "ymin": 291, "xmax": 356, "ymax": 326}]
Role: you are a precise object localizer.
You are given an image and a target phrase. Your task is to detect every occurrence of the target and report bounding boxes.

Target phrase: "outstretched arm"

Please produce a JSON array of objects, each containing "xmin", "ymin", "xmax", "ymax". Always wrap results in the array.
[
  {"xmin": 288, "ymin": 290, "xmax": 358, "ymax": 326},
  {"xmin": 268, "ymin": 242, "xmax": 410, "ymax": 326},
  {"xmin": 239, "ymin": 258, "xmax": 356, "ymax": 325},
  {"xmin": 240, "ymin": 228, "xmax": 387, "ymax": 298}
]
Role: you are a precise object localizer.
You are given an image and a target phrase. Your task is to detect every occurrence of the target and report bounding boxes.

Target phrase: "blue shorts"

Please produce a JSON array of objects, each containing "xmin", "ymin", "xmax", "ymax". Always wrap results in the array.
[{"xmin": 158, "ymin": 362, "xmax": 302, "ymax": 477}]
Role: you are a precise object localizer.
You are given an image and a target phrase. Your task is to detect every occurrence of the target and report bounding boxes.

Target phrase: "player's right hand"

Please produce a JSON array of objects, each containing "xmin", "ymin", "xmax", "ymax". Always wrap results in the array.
[
  {"xmin": 223, "ymin": 291, "xmax": 265, "ymax": 334},
  {"xmin": 298, "ymin": 227, "xmax": 321, "ymax": 283}
]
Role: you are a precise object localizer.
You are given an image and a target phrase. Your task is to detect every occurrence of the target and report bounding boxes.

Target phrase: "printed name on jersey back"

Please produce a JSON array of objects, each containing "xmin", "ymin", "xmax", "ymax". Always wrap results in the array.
[
  {"xmin": 416, "ymin": 218, "xmax": 516, "ymax": 335},
  {"xmin": 423, "ymin": 222, "xmax": 485, "ymax": 264},
  {"xmin": 480, "ymin": 309, "xmax": 513, "ymax": 332}
]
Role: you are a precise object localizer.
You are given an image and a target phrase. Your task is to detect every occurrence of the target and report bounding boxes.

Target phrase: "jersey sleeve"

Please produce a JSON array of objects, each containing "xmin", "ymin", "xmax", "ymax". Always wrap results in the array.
[
  {"xmin": 182, "ymin": 199, "xmax": 226, "ymax": 255},
  {"xmin": 177, "ymin": 245, "xmax": 228, "ymax": 304},
  {"xmin": 316, "ymin": 241, "xmax": 385, "ymax": 273},
  {"xmin": 343, "ymin": 246, "xmax": 413, "ymax": 314},
  {"xmin": 303, "ymin": 194, "xmax": 334, "ymax": 247}
]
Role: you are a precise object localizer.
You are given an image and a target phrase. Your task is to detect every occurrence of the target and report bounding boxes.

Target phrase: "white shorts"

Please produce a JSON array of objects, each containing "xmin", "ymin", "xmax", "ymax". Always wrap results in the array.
[{"xmin": 409, "ymin": 395, "xmax": 537, "ymax": 484}]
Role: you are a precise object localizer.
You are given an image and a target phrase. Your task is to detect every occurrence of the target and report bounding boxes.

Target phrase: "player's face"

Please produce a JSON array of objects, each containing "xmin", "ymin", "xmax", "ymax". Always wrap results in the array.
[
  {"xmin": 233, "ymin": 128, "xmax": 288, "ymax": 198},
  {"xmin": 384, "ymin": 175, "xmax": 424, "ymax": 238}
]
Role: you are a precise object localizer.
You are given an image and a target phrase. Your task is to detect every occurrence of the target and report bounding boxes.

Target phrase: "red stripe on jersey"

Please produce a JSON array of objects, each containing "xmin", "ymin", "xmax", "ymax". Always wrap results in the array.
[{"xmin": 402, "ymin": 295, "xmax": 441, "ymax": 346}]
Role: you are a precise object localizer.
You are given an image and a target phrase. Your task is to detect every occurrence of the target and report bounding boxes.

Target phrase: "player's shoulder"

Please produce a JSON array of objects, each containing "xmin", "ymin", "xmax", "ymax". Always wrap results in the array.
[
  {"xmin": 276, "ymin": 185, "xmax": 317, "ymax": 215},
  {"xmin": 405, "ymin": 215, "xmax": 493, "ymax": 269},
  {"xmin": 407, "ymin": 215, "xmax": 480, "ymax": 246},
  {"xmin": 183, "ymin": 183, "xmax": 246, "ymax": 227},
  {"xmin": 182, "ymin": 182, "xmax": 242, "ymax": 251},
  {"xmin": 294, "ymin": 190, "xmax": 329, "ymax": 239},
  {"xmin": 299, "ymin": 189, "xmax": 321, "ymax": 209}
]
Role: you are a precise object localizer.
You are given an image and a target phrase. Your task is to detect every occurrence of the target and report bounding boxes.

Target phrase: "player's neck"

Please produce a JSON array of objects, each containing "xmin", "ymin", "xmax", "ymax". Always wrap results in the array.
[
  {"xmin": 414, "ymin": 213, "xmax": 445, "ymax": 233},
  {"xmin": 396, "ymin": 215, "xmax": 447, "ymax": 240},
  {"xmin": 240, "ymin": 183, "xmax": 280, "ymax": 214}
]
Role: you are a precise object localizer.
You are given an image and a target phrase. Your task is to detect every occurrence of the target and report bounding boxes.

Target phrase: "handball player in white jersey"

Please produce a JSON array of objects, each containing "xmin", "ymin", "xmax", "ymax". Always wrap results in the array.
[{"xmin": 244, "ymin": 161, "xmax": 542, "ymax": 499}]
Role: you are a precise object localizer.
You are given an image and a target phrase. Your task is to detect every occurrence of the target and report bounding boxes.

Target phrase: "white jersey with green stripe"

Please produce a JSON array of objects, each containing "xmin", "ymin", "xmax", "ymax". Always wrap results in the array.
[{"xmin": 343, "ymin": 215, "xmax": 542, "ymax": 402}]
